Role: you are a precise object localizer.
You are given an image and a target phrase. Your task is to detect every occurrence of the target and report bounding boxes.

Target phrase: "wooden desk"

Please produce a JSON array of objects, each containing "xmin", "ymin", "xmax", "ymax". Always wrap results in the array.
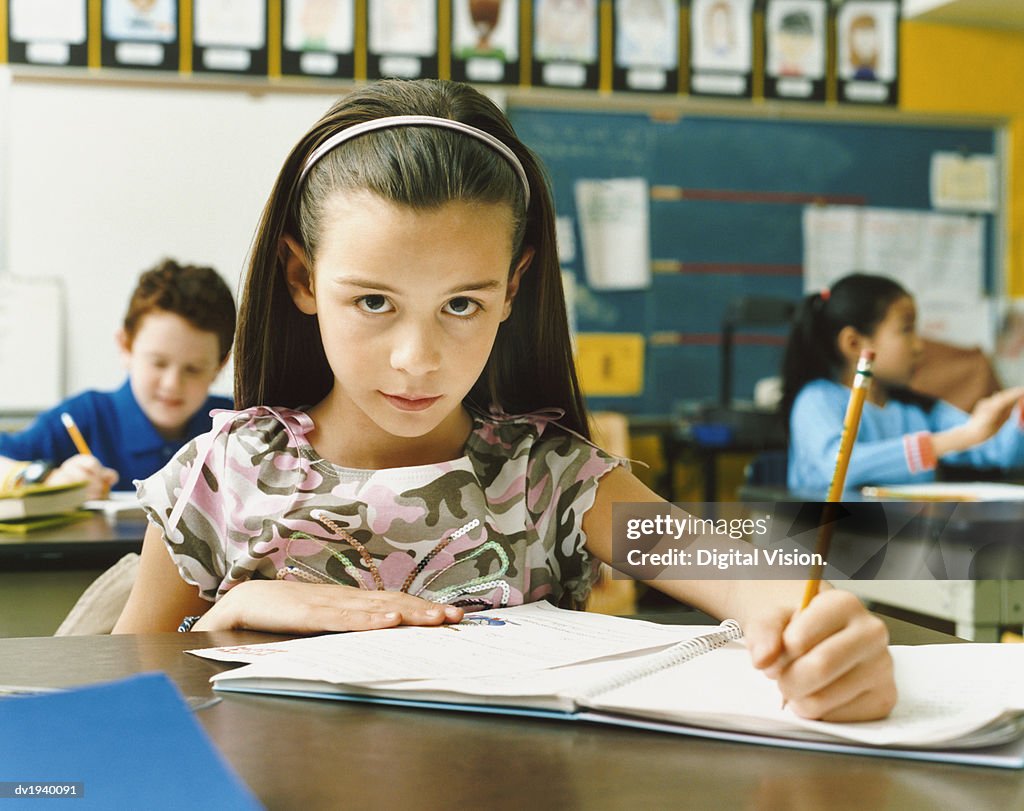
[
  {"xmin": 0, "ymin": 513, "xmax": 147, "ymax": 637},
  {"xmin": 2, "ymin": 617, "xmax": 1020, "ymax": 811}
]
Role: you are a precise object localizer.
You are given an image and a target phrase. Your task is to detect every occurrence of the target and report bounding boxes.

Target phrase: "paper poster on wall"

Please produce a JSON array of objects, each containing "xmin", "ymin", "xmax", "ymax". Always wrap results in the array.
[
  {"xmin": 689, "ymin": 0, "xmax": 754, "ymax": 98},
  {"xmin": 802, "ymin": 205, "xmax": 985, "ymax": 302},
  {"xmin": 367, "ymin": 0, "xmax": 439, "ymax": 79},
  {"xmin": 7, "ymin": 0, "xmax": 88, "ymax": 67},
  {"xmin": 995, "ymin": 299, "xmax": 1024, "ymax": 387},
  {"xmin": 916, "ymin": 294, "xmax": 994, "ymax": 353},
  {"xmin": 763, "ymin": 0, "xmax": 826, "ymax": 102},
  {"xmin": 281, "ymin": 0, "xmax": 355, "ymax": 78},
  {"xmin": 930, "ymin": 152, "xmax": 998, "ymax": 214},
  {"xmin": 0, "ymin": 277, "xmax": 64, "ymax": 412},
  {"xmin": 450, "ymin": 0, "xmax": 519, "ymax": 85},
  {"xmin": 612, "ymin": 0, "xmax": 679, "ymax": 93},
  {"xmin": 192, "ymin": 0, "xmax": 268, "ymax": 75},
  {"xmin": 574, "ymin": 178, "xmax": 651, "ymax": 291},
  {"xmin": 101, "ymin": 0, "xmax": 179, "ymax": 71},
  {"xmin": 555, "ymin": 216, "xmax": 576, "ymax": 263},
  {"xmin": 836, "ymin": 0, "xmax": 899, "ymax": 105},
  {"xmin": 531, "ymin": 0, "xmax": 600, "ymax": 90}
]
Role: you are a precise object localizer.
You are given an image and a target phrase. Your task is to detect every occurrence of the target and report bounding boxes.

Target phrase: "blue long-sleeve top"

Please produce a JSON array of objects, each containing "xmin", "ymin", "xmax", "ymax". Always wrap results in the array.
[
  {"xmin": 0, "ymin": 379, "xmax": 231, "ymax": 491},
  {"xmin": 787, "ymin": 379, "xmax": 1024, "ymax": 494}
]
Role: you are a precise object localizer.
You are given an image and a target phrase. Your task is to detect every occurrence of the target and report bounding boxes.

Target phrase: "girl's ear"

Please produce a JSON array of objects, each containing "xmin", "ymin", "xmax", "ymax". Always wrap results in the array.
[
  {"xmin": 836, "ymin": 324, "xmax": 867, "ymax": 362},
  {"xmin": 280, "ymin": 234, "xmax": 318, "ymax": 315},
  {"xmin": 501, "ymin": 246, "xmax": 535, "ymax": 321}
]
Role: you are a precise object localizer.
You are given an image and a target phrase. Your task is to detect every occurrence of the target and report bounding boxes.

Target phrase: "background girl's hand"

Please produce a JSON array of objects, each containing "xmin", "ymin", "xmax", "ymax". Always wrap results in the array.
[
  {"xmin": 194, "ymin": 580, "xmax": 465, "ymax": 634},
  {"xmin": 47, "ymin": 454, "xmax": 118, "ymax": 499},
  {"xmin": 744, "ymin": 589, "xmax": 896, "ymax": 721},
  {"xmin": 962, "ymin": 386, "xmax": 1024, "ymax": 446}
]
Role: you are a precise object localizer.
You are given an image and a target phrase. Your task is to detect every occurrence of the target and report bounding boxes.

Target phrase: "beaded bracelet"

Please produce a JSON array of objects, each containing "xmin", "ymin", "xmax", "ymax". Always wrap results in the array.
[{"xmin": 177, "ymin": 615, "xmax": 201, "ymax": 633}]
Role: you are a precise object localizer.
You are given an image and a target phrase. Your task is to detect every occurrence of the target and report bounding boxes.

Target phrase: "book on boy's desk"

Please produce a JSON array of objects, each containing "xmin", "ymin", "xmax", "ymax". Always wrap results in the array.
[
  {"xmin": 0, "ymin": 480, "xmax": 88, "ymax": 519},
  {"xmin": 0, "ymin": 481, "xmax": 89, "ymax": 533},
  {"xmin": 191, "ymin": 602, "xmax": 1024, "ymax": 769}
]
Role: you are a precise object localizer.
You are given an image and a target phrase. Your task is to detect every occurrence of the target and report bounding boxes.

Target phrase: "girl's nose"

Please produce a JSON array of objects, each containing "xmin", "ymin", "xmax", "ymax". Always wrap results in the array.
[{"xmin": 390, "ymin": 321, "xmax": 442, "ymax": 376}]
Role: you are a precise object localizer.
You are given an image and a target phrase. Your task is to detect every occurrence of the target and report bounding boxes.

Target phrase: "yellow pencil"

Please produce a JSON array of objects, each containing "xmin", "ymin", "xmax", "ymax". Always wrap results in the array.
[
  {"xmin": 800, "ymin": 349, "xmax": 875, "ymax": 609},
  {"xmin": 60, "ymin": 412, "xmax": 93, "ymax": 456}
]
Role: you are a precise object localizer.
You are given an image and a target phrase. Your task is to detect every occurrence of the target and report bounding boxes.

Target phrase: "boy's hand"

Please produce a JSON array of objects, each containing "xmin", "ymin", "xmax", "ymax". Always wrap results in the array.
[
  {"xmin": 47, "ymin": 454, "xmax": 118, "ymax": 499},
  {"xmin": 745, "ymin": 589, "xmax": 896, "ymax": 721},
  {"xmin": 194, "ymin": 580, "xmax": 465, "ymax": 634}
]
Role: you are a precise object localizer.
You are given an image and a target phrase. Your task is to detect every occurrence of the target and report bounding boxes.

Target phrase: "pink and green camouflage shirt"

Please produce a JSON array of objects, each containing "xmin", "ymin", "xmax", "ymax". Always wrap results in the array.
[{"xmin": 136, "ymin": 406, "xmax": 625, "ymax": 611}]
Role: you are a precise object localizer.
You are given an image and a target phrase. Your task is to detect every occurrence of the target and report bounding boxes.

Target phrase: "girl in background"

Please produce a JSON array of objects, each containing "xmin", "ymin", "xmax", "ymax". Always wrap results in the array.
[
  {"xmin": 782, "ymin": 272, "xmax": 1024, "ymax": 493},
  {"xmin": 116, "ymin": 80, "xmax": 894, "ymax": 723}
]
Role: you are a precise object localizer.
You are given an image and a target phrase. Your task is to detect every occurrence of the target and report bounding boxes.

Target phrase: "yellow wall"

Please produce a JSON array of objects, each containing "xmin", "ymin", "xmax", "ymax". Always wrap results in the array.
[{"xmin": 901, "ymin": 21, "xmax": 1024, "ymax": 295}]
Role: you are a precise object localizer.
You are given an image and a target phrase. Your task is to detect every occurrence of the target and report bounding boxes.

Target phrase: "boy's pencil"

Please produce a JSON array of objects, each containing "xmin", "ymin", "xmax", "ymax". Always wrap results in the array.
[
  {"xmin": 861, "ymin": 486, "xmax": 980, "ymax": 503},
  {"xmin": 60, "ymin": 412, "xmax": 93, "ymax": 456},
  {"xmin": 800, "ymin": 349, "xmax": 875, "ymax": 609}
]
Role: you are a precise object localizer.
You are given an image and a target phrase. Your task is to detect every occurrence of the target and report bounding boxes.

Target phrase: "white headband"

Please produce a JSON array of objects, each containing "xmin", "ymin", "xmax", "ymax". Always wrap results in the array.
[{"xmin": 297, "ymin": 114, "xmax": 531, "ymax": 209}]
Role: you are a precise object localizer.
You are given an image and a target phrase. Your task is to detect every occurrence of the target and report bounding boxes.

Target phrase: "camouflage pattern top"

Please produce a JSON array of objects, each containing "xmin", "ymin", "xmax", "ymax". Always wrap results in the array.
[{"xmin": 136, "ymin": 406, "xmax": 625, "ymax": 610}]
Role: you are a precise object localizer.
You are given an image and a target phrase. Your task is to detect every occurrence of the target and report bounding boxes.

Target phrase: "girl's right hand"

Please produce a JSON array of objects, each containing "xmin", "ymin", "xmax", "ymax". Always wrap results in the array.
[
  {"xmin": 193, "ymin": 580, "xmax": 464, "ymax": 634},
  {"xmin": 962, "ymin": 386, "xmax": 1024, "ymax": 446},
  {"xmin": 47, "ymin": 454, "xmax": 118, "ymax": 499}
]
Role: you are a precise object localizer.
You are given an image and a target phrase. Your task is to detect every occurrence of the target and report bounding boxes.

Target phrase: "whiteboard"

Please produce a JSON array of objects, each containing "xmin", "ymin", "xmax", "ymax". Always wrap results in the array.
[
  {"xmin": 0, "ymin": 276, "xmax": 63, "ymax": 411},
  {"xmin": 2, "ymin": 76, "xmax": 336, "ymax": 400}
]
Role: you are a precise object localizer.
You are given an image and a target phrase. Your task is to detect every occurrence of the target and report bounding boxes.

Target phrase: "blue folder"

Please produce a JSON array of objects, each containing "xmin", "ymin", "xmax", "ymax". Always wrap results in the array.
[{"xmin": 0, "ymin": 672, "xmax": 261, "ymax": 810}]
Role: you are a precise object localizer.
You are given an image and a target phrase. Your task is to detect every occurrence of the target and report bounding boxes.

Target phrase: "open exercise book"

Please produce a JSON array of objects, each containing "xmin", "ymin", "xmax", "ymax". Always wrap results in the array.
[{"xmin": 191, "ymin": 602, "xmax": 1024, "ymax": 769}]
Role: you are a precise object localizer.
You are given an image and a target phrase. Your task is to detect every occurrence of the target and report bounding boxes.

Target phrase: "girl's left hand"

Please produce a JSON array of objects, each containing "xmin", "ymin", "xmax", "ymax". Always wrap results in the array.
[{"xmin": 744, "ymin": 589, "xmax": 896, "ymax": 721}]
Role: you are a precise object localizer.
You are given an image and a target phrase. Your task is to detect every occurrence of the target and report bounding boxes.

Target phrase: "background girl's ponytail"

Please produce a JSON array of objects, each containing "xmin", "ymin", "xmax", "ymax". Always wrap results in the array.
[
  {"xmin": 780, "ymin": 272, "xmax": 910, "ymax": 424},
  {"xmin": 780, "ymin": 290, "xmax": 835, "ymax": 423}
]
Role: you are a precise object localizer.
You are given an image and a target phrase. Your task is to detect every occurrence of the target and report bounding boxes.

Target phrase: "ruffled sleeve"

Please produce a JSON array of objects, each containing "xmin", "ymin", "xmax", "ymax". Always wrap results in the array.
[
  {"xmin": 135, "ymin": 407, "xmax": 316, "ymax": 602},
  {"xmin": 523, "ymin": 420, "xmax": 628, "ymax": 607}
]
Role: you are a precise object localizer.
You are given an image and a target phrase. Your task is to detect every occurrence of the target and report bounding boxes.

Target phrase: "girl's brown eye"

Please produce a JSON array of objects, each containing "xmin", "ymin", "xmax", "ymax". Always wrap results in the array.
[
  {"xmin": 444, "ymin": 298, "xmax": 480, "ymax": 317},
  {"xmin": 358, "ymin": 295, "xmax": 391, "ymax": 313}
]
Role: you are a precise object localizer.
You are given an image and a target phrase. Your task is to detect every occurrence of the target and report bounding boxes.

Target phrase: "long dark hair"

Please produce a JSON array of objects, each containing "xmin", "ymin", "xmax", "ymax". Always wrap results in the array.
[
  {"xmin": 234, "ymin": 79, "xmax": 590, "ymax": 438},
  {"xmin": 780, "ymin": 272, "xmax": 934, "ymax": 422}
]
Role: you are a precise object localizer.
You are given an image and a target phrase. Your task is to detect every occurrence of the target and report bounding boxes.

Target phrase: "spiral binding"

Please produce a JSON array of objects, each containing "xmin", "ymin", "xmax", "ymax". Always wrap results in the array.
[{"xmin": 577, "ymin": 619, "xmax": 743, "ymax": 701}]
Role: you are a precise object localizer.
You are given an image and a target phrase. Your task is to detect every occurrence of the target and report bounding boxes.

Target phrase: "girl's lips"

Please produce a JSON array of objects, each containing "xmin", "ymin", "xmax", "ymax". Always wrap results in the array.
[{"xmin": 382, "ymin": 393, "xmax": 442, "ymax": 412}]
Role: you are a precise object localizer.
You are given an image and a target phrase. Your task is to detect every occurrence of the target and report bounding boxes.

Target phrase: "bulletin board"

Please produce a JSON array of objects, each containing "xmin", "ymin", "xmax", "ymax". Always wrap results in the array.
[
  {"xmin": 508, "ymin": 107, "xmax": 1001, "ymax": 415},
  {"xmin": 0, "ymin": 276, "xmax": 63, "ymax": 412}
]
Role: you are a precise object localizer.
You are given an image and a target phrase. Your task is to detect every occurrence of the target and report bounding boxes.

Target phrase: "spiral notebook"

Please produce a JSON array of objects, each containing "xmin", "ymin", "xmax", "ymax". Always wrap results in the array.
[{"xmin": 191, "ymin": 602, "xmax": 1024, "ymax": 769}]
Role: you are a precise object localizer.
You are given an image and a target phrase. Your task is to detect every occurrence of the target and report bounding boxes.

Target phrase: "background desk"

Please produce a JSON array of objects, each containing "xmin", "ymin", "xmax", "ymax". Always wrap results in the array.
[
  {"xmin": 2, "ymin": 616, "xmax": 1020, "ymax": 811},
  {"xmin": 629, "ymin": 412, "xmax": 786, "ymax": 502},
  {"xmin": 741, "ymin": 486, "xmax": 1024, "ymax": 641},
  {"xmin": 0, "ymin": 513, "xmax": 146, "ymax": 637}
]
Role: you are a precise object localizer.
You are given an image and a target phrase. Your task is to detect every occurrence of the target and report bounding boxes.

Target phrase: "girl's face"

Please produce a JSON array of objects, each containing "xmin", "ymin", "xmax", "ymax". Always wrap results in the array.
[
  {"xmin": 861, "ymin": 295, "xmax": 922, "ymax": 388},
  {"xmin": 119, "ymin": 311, "xmax": 224, "ymax": 439},
  {"xmin": 286, "ymin": 192, "xmax": 528, "ymax": 454}
]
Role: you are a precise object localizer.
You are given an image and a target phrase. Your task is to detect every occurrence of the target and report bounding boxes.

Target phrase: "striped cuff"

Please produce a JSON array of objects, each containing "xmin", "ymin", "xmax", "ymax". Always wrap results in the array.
[{"xmin": 904, "ymin": 431, "xmax": 938, "ymax": 474}]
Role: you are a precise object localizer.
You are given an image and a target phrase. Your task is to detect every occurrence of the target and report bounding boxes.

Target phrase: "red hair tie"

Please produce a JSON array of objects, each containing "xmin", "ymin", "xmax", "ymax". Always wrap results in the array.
[{"xmin": 820, "ymin": 288, "xmax": 831, "ymax": 301}]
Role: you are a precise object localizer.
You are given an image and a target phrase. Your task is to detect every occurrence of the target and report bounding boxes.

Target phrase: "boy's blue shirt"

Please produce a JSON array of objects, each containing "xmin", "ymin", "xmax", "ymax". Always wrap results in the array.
[
  {"xmin": 787, "ymin": 378, "xmax": 1024, "ymax": 494},
  {"xmin": 0, "ymin": 378, "xmax": 232, "ymax": 491}
]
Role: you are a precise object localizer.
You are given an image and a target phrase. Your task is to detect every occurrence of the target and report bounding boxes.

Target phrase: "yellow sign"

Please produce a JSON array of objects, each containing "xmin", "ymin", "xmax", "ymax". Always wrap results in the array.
[{"xmin": 575, "ymin": 333, "xmax": 645, "ymax": 397}]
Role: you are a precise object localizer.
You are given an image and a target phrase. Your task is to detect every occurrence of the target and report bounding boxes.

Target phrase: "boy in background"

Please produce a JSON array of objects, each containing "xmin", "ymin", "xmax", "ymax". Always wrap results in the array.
[{"xmin": 0, "ymin": 259, "xmax": 236, "ymax": 498}]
